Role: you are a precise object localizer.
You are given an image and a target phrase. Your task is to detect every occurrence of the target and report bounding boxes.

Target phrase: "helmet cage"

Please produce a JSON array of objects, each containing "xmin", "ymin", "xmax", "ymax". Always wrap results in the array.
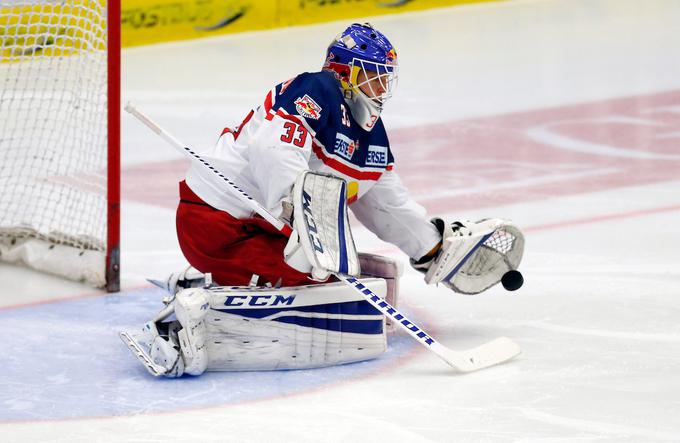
[
  {"xmin": 324, "ymin": 23, "xmax": 398, "ymax": 106},
  {"xmin": 348, "ymin": 58, "xmax": 398, "ymax": 105}
]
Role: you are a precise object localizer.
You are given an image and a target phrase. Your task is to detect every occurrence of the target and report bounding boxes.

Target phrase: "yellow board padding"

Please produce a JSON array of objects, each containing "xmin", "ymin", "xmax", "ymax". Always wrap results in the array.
[
  {"xmin": 278, "ymin": 0, "xmax": 502, "ymax": 27},
  {"xmin": 120, "ymin": 0, "xmax": 505, "ymax": 47},
  {"xmin": 0, "ymin": 0, "xmax": 107, "ymax": 61},
  {"xmin": 120, "ymin": 0, "xmax": 276, "ymax": 47},
  {"xmin": 0, "ymin": 0, "xmax": 506, "ymax": 57}
]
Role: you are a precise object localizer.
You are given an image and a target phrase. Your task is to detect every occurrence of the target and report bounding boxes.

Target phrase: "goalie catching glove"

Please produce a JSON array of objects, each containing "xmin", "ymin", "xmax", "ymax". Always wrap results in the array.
[{"xmin": 411, "ymin": 218, "xmax": 525, "ymax": 295}]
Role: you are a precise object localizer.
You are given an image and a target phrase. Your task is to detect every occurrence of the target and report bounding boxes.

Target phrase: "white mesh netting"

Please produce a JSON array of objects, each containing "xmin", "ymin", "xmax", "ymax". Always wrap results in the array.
[{"xmin": 0, "ymin": 0, "xmax": 110, "ymax": 285}]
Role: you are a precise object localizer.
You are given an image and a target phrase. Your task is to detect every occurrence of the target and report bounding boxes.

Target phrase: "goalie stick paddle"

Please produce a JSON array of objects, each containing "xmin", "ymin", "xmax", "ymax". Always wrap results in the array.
[{"xmin": 125, "ymin": 102, "xmax": 521, "ymax": 373}]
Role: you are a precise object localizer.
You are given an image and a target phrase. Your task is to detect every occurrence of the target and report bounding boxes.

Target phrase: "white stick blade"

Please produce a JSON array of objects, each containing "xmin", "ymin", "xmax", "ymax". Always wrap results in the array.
[{"xmin": 442, "ymin": 337, "xmax": 521, "ymax": 372}]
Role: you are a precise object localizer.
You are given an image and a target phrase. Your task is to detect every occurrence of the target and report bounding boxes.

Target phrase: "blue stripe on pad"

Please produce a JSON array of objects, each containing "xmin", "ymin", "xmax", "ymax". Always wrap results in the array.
[
  {"xmin": 214, "ymin": 300, "xmax": 381, "ymax": 319},
  {"xmin": 274, "ymin": 317, "xmax": 384, "ymax": 334}
]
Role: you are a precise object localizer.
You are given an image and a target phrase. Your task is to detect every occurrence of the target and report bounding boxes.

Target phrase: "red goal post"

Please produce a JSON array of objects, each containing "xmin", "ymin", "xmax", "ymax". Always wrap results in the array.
[{"xmin": 0, "ymin": 0, "xmax": 120, "ymax": 292}]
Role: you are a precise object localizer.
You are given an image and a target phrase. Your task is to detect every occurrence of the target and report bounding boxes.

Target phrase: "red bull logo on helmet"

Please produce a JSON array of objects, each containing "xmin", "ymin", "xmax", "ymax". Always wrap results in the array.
[{"xmin": 386, "ymin": 48, "xmax": 397, "ymax": 65}]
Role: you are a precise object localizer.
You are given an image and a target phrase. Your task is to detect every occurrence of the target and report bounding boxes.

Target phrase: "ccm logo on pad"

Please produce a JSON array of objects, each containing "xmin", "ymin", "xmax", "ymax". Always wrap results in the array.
[{"xmin": 223, "ymin": 295, "xmax": 296, "ymax": 307}]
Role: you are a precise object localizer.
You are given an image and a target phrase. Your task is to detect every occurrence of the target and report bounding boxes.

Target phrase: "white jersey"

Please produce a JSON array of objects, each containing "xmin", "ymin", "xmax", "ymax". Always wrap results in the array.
[{"xmin": 186, "ymin": 71, "xmax": 440, "ymax": 260}]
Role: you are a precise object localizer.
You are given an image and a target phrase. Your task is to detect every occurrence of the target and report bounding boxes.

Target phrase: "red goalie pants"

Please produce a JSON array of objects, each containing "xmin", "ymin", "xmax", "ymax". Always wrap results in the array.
[{"xmin": 176, "ymin": 180, "xmax": 312, "ymax": 287}]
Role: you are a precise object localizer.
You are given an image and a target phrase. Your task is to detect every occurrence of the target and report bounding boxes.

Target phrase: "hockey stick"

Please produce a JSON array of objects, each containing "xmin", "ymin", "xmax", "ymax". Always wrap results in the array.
[{"xmin": 125, "ymin": 102, "xmax": 521, "ymax": 372}]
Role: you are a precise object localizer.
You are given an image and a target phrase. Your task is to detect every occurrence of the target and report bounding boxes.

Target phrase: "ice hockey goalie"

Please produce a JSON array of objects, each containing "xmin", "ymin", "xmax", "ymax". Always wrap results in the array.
[{"xmin": 120, "ymin": 23, "xmax": 524, "ymax": 377}]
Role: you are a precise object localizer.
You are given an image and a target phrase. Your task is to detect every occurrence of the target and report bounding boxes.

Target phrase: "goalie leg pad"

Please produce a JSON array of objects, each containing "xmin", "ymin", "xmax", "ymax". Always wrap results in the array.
[
  {"xmin": 121, "ymin": 279, "xmax": 390, "ymax": 375},
  {"xmin": 358, "ymin": 253, "xmax": 402, "ymax": 332},
  {"xmin": 174, "ymin": 288, "xmax": 210, "ymax": 376},
  {"xmin": 203, "ymin": 278, "xmax": 388, "ymax": 371}
]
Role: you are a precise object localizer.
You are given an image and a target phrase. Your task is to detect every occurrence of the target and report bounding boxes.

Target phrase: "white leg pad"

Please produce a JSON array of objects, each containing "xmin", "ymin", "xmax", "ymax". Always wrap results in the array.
[
  {"xmin": 122, "ymin": 279, "xmax": 391, "ymax": 375},
  {"xmin": 204, "ymin": 278, "xmax": 388, "ymax": 371},
  {"xmin": 174, "ymin": 288, "xmax": 210, "ymax": 376}
]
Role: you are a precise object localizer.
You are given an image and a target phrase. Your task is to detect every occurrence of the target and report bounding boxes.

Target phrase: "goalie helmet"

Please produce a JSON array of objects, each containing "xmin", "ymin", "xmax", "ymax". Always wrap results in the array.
[{"xmin": 323, "ymin": 23, "xmax": 398, "ymax": 130}]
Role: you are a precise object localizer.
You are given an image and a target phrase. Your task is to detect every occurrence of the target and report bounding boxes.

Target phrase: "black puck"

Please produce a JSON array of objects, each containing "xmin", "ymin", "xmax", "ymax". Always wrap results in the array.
[{"xmin": 501, "ymin": 270, "xmax": 524, "ymax": 291}]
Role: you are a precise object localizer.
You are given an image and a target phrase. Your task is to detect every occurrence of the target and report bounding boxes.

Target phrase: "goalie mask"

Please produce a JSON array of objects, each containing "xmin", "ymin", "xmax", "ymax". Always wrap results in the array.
[{"xmin": 323, "ymin": 23, "xmax": 399, "ymax": 131}]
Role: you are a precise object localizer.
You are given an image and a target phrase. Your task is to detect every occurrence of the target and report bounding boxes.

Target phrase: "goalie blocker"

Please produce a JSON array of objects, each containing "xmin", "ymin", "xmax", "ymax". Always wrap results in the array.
[{"xmin": 283, "ymin": 170, "xmax": 360, "ymax": 281}]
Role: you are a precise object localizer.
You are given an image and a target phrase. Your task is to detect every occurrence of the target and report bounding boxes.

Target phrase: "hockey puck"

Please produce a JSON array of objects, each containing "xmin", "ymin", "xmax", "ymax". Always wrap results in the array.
[{"xmin": 501, "ymin": 270, "xmax": 524, "ymax": 291}]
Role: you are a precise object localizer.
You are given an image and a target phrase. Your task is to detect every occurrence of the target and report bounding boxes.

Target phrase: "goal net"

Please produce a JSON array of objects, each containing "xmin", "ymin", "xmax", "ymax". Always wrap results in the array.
[{"xmin": 0, "ymin": 0, "xmax": 120, "ymax": 291}]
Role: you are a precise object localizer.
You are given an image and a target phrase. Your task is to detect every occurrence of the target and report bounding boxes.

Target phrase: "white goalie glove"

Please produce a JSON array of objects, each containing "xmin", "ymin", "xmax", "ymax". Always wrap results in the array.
[{"xmin": 411, "ymin": 218, "xmax": 525, "ymax": 295}]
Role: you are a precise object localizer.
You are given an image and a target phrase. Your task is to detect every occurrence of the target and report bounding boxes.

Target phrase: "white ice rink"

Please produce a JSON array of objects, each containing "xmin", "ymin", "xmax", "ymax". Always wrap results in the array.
[{"xmin": 2, "ymin": 0, "xmax": 680, "ymax": 441}]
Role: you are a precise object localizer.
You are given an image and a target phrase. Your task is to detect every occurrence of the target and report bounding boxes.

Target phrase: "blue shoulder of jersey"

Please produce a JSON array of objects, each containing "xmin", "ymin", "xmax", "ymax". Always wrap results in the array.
[{"xmin": 273, "ymin": 71, "xmax": 342, "ymax": 133}]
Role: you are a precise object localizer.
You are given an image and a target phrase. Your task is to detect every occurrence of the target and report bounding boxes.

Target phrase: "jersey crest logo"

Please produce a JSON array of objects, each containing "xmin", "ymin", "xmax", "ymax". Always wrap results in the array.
[
  {"xmin": 294, "ymin": 95, "xmax": 322, "ymax": 120},
  {"xmin": 334, "ymin": 132, "xmax": 359, "ymax": 161}
]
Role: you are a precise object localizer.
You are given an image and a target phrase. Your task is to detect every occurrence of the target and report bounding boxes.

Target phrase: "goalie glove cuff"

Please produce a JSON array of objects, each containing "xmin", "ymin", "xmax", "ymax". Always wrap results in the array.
[
  {"xmin": 410, "ymin": 218, "xmax": 473, "ymax": 273},
  {"xmin": 410, "ymin": 243, "xmax": 439, "ymax": 273},
  {"xmin": 433, "ymin": 217, "xmax": 473, "ymax": 238}
]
